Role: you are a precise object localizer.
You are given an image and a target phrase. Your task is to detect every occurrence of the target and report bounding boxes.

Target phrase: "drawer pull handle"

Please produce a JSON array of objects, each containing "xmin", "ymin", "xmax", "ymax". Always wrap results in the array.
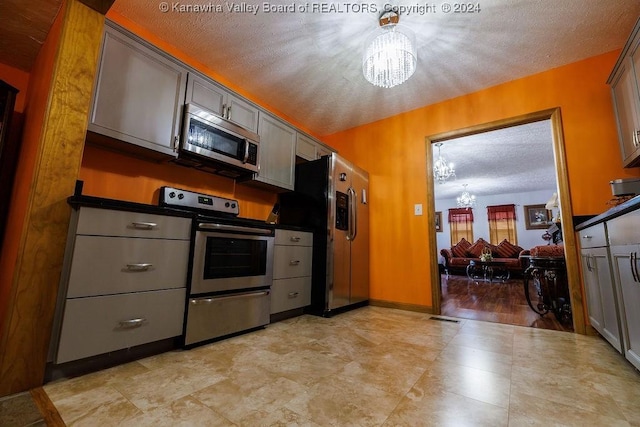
[
  {"xmin": 131, "ymin": 222, "xmax": 157, "ymax": 229},
  {"xmin": 290, "ymin": 236, "xmax": 301, "ymax": 242},
  {"xmin": 632, "ymin": 252, "xmax": 639, "ymax": 283},
  {"xmin": 126, "ymin": 263, "xmax": 153, "ymax": 271},
  {"xmin": 288, "ymin": 292, "xmax": 299, "ymax": 298},
  {"xmin": 290, "ymin": 260, "xmax": 300, "ymax": 265},
  {"xmin": 118, "ymin": 318, "xmax": 147, "ymax": 329},
  {"xmin": 582, "ymin": 235, "xmax": 592, "ymax": 239}
]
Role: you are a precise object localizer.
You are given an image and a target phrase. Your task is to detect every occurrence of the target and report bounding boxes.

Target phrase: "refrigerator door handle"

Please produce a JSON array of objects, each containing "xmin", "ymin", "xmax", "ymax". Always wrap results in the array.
[{"xmin": 348, "ymin": 187, "xmax": 358, "ymax": 241}]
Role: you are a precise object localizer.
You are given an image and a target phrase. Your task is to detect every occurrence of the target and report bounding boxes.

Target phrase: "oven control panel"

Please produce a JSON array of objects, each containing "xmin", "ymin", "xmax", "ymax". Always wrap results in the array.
[{"xmin": 159, "ymin": 186, "xmax": 239, "ymax": 216}]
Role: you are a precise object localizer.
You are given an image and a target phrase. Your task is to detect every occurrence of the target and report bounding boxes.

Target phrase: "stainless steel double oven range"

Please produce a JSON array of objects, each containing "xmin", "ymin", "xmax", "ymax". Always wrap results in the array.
[{"xmin": 159, "ymin": 186, "xmax": 274, "ymax": 347}]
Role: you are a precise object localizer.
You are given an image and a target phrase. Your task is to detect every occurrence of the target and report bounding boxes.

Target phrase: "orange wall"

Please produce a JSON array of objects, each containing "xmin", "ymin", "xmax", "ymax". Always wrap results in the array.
[
  {"xmin": 0, "ymin": 63, "xmax": 29, "ymax": 113},
  {"xmin": 0, "ymin": 4, "xmax": 65, "ymax": 331},
  {"xmin": 324, "ymin": 51, "xmax": 640, "ymax": 308},
  {"xmin": 80, "ymin": 145, "xmax": 277, "ymax": 220}
]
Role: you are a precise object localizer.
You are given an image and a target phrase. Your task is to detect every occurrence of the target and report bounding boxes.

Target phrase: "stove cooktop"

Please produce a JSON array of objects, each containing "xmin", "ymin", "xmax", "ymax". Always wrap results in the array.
[{"xmin": 158, "ymin": 186, "xmax": 273, "ymax": 229}]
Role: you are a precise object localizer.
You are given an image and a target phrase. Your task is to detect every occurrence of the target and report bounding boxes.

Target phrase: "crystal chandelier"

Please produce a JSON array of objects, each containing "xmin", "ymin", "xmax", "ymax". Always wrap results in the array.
[
  {"xmin": 362, "ymin": 11, "xmax": 417, "ymax": 88},
  {"xmin": 433, "ymin": 142, "xmax": 456, "ymax": 184},
  {"xmin": 457, "ymin": 184, "xmax": 476, "ymax": 208}
]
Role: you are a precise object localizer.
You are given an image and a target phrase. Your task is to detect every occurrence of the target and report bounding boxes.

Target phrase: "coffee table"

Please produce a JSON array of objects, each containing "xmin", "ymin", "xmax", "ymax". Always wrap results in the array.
[{"xmin": 466, "ymin": 259, "xmax": 511, "ymax": 282}]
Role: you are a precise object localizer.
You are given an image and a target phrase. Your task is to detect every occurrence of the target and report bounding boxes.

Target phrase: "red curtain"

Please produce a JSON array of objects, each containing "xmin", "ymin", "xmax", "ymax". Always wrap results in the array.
[
  {"xmin": 448, "ymin": 208, "xmax": 474, "ymax": 222},
  {"xmin": 487, "ymin": 204, "xmax": 516, "ymax": 220}
]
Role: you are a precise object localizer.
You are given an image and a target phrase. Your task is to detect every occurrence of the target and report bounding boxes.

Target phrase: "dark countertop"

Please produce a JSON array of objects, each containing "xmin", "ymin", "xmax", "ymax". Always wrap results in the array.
[
  {"xmin": 68, "ymin": 194, "xmax": 313, "ymax": 233},
  {"xmin": 575, "ymin": 195, "xmax": 640, "ymax": 231}
]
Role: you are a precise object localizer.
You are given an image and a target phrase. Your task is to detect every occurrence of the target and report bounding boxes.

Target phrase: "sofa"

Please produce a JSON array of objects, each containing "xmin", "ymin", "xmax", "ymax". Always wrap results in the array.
[{"xmin": 440, "ymin": 238, "xmax": 526, "ymax": 276}]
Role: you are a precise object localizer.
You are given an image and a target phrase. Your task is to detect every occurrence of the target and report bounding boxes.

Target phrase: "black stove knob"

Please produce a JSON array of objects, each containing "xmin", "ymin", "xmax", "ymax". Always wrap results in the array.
[
  {"xmin": 178, "ymin": 193, "xmax": 184, "ymax": 199},
  {"xmin": 169, "ymin": 191, "xmax": 176, "ymax": 198},
  {"xmin": 225, "ymin": 202, "xmax": 230, "ymax": 208},
  {"xmin": 231, "ymin": 203, "xmax": 236, "ymax": 209}
]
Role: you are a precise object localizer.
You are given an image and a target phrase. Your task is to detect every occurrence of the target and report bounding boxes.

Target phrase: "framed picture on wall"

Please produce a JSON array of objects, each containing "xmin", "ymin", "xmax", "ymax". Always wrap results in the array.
[
  {"xmin": 524, "ymin": 204, "xmax": 552, "ymax": 230},
  {"xmin": 435, "ymin": 211, "xmax": 443, "ymax": 232}
]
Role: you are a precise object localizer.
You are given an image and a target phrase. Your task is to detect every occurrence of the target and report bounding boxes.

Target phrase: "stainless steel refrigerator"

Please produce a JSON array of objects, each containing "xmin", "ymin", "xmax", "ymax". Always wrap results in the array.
[{"xmin": 279, "ymin": 153, "xmax": 369, "ymax": 316}]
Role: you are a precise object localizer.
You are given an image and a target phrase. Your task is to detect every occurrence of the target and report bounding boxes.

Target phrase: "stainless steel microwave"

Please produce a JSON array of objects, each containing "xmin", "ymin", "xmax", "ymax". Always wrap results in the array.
[{"xmin": 177, "ymin": 103, "xmax": 260, "ymax": 178}]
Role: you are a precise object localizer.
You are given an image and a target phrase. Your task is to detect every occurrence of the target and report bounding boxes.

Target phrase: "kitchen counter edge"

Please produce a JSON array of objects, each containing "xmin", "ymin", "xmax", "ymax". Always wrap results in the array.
[
  {"xmin": 575, "ymin": 195, "xmax": 640, "ymax": 231},
  {"xmin": 67, "ymin": 195, "xmax": 313, "ymax": 232}
]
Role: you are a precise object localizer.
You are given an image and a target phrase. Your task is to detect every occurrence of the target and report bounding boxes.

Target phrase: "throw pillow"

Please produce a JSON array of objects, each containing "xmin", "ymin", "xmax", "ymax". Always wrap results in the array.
[
  {"xmin": 496, "ymin": 239, "xmax": 522, "ymax": 258},
  {"xmin": 451, "ymin": 238, "xmax": 471, "ymax": 258},
  {"xmin": 467, "ymin": 238, "xmax": 489, "ymax": 258}
]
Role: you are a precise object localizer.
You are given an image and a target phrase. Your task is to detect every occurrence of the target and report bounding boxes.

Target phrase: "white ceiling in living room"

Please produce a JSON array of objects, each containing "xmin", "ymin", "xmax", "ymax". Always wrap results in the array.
[{"xmin": 432, "ymin": 120, "xmax": 556, "ymax": 201}]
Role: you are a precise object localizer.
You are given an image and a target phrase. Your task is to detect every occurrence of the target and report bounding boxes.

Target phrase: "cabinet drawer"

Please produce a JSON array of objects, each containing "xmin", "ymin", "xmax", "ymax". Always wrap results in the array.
[
  {"xmin": 273, "ymin": 245, "xmax": 312, "ymax": 279},
  {"xmin": 56, "ymin": 288, "xmax": 186, "ymax": 364},
  {"xmin": 578, "ymin": 222, "xmax": 607, "ymax": 248},
  {"xmin": 608, "ymin": 209, "xmax": 640, "ymax": 246},
  {"xmin": 271, "ymin": 277, "xmax": 311, "ymax": 314},
  {"xmin": 67, "ymin": 236, "xmax": 189, "ymax": 297},
  {"xmin": 76, "ymin": 207, "xmax": 191, "ymax": 239},
  {"xmin": 275, "ymin": 229, "xmax": 312, "ymax": 246},
  {"xmin": 185, "ymin": 290, "xmax": 270, "ymax": 345}
]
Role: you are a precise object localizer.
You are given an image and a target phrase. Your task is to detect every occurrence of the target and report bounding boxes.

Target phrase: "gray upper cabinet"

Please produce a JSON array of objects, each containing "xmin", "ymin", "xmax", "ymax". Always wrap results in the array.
[
  {"xmin": 609, "ymin": 18, "xmax": 640, "ymax": 168},
  {"xmin": 88, "ymin": 22, "xmax": 188, "ymax": 158},
  {"xmin": 296, "ymin": 132, "xmax": 334, "ymax": 161},
  {"xmin": 185, "ymin": 73, "xmax": 259, "ymax": 133},
  {"xmin": 250, "ymin": 112, "xmax": 296, "ymax": 191}
]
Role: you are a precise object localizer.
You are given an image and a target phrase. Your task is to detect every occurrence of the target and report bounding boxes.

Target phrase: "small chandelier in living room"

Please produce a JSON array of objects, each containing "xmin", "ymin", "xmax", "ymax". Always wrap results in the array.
[
  {"xmin": 362, "ymin": 11, "xmax": 417, "ymax": 88},
  {"xmin": 457, "ymin": 184, "xmax": 476, "ymax": 208},
  {"xmin": 433, "ymin": 142, "xmax": 456, "ymax": 184}
]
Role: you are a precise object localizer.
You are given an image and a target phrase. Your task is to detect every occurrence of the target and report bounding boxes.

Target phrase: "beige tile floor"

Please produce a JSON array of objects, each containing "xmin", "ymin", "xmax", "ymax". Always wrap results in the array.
[{"xmin": 44, "ymin": 306, "xmax": 640, "ymax": 426}]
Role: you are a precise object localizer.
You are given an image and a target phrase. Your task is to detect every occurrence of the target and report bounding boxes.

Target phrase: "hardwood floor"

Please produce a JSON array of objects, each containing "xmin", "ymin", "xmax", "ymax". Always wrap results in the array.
[{"xmin": 440, "ymin": 274, "xmax": 573, "ymax": 332}]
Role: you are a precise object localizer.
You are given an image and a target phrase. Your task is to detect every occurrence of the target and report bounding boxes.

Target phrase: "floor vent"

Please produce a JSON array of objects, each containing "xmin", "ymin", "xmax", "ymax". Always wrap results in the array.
[{"xmin": 429, "ymin": 317, "xmax": 460, "ymax": 323}]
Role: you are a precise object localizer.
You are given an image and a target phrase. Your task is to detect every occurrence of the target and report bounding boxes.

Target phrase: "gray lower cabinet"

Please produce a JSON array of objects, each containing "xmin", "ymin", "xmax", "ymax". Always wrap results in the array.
[
  {"xmin": 579, "ymin": 221, "xmax": 622, "ymax": 352},
  {"xmin": 248, "ymin": 112, "xmax": 296, "ymax": 191},
  {"xmin": 56, "ymin": 288, "xmax": 186, "ymax": 364},
  {"xmin": 52, "ymin": 207, "xmax": 191, "ymax": 364},
  {"xmin": 87, "ymin": 21, "xmax": 187, "ymax": 158},
  {"xmin": 608, "ymin": 209, "xmax": 640, "ymax": 370},
  {"xmin": 271, "ymin": 229, "xmax": 312, "ymax": 314}
]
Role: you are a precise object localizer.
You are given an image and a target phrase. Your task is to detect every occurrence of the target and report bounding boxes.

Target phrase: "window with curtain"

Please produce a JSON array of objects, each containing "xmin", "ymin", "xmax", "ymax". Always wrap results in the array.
[
  {"xmin": 487, "ymin": 204, "xmax": 517, "ymax": 244},
  {"xmin": 449, "ymin": 208, "xmax": 474, "ymax": 245}
]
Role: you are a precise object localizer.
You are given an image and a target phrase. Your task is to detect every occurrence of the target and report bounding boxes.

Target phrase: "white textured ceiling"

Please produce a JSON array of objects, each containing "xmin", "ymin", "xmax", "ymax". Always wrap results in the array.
[
  {"xmin": 432, "ymin": 120, "xmax": 556, "ymax": 200},
  {"xmin": 110, "ymin": 0, "xmax": 640, "ymax": 136}
]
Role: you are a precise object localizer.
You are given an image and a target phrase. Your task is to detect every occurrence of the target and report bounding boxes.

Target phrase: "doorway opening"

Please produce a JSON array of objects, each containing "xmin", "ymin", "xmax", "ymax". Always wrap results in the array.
[{"xmin": 425, "ymin": 108, "xmax": 585, "ymax": 334}]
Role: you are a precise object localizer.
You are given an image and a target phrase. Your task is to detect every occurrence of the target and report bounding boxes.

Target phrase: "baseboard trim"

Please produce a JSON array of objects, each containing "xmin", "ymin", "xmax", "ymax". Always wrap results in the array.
[{"xmin": 369, "ymin": 299, "xmax": 433, "ymax": 314}]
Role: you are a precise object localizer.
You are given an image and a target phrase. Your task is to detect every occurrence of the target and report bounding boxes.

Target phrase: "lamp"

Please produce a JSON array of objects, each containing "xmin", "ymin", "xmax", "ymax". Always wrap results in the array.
[
  {"xmin": 362, "ymin": 11, "xmax": 417, "ymax": 88},
  {"xmin": 545, "ymin": 192, "xmax": 560, "ymax": 222},
  {"xmin": 433, "ymin": 142, "xmax": 456, "ymax": 184},
  {"xmin": 457, "ymin": 184, "xmax": 476, "ymax": 208}
]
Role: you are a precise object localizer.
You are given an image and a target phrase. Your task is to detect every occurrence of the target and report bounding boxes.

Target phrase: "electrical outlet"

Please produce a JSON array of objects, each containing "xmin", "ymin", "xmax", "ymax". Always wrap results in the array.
[{"xmin": 414, "ymin": 204, "xmax": 423, "ymax": 216}]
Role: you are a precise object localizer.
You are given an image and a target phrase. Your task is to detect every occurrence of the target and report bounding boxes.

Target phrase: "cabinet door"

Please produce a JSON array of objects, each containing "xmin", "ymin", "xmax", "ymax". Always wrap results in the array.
[
  {"xmin": 296, "ymin": 133, "xmax": 317, "ymax": 161},
  {"xmin": 611, "ymin": 59, "xmax": 640, "ymax": 167},
  {"xmin": 610, "ymin": 244, "xmax": 640, "ymax": 369},
  {"xmin": 227, "ymin": 94, "xmax": 259, "ymax": 133},
  {"xmin": 581, "ymin": 250, "xmax": 604, "ymax": 334},
  {"xmin": 588, "ymin": 247, "xmax": 622, "ymax": 352},
  {"xmin": 186, "ymin": 73, "xmax": 259, "ymax": 133},
  {"xmin": 88, "ymin": 23, "xmax": 187, "ymax": 157},
  {"xmin": 254, "ymin": 112, "xmax": 296, "ymax": 190},
  {"xmin": 186, "ymin": 73, "xmax": 226, "ymax": 117}
]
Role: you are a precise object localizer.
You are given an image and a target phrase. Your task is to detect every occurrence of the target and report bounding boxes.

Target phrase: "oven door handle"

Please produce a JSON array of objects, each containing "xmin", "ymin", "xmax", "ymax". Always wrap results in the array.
[
  {"xmin": 190, "ymin": 290, "xmax": 270, "ymax": 304},
  {"xmin": 198, "ymin": 223, "xmax": 273, "ymax": 235}
]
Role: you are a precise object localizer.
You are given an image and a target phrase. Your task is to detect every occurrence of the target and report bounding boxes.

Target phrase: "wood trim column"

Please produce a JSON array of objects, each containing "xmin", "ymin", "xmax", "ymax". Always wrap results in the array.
[{"xmin": 0, "ymin": 0, "xmax": 105, "ymax": 396}]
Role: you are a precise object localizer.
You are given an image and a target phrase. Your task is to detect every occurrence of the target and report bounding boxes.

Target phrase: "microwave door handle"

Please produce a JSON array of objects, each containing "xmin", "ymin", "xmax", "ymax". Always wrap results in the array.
[{"xmin": 243, "ymin": 139, "xmax": 249, "ymax": 164}]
